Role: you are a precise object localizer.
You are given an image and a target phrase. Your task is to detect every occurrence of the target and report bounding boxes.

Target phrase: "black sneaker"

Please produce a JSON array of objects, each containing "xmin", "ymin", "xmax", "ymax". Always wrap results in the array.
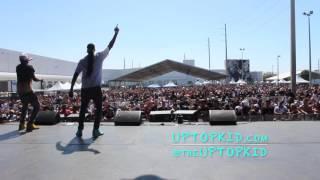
[
  {"xmin": 92, "ymin": 129, "xmax": 104, "ymax": 138},
  {"xmin": 18, "ymin": 122, "xmax": 25, "ymax": 131}
]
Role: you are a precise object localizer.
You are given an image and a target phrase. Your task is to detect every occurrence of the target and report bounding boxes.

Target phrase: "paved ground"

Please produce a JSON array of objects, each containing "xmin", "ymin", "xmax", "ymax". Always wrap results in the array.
[{"xmin": 0, "ymin": 121, "xmax": 319, "ymax": 180}]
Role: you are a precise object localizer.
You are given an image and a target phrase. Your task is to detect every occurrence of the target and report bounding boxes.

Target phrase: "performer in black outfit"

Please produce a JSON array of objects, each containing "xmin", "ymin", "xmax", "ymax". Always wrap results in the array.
[{"xmin": 16, "ymin": 53, "xmax": 43, "ymax": 132}]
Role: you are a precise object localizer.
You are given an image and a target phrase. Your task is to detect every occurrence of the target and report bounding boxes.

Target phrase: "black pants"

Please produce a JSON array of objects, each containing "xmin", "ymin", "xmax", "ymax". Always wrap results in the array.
[
  {"xmin": 79, "ymin": 86, "xmax": 102, "ymax": 130},
  {"xmin": 19, "ymin": 92, "xmax": 40, "ymax": 124}
]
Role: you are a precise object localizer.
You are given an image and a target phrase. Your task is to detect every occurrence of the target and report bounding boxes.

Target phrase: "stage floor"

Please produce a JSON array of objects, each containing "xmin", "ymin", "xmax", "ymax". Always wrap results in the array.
[{"xmin": 0, "ymin": 121, "xmax": 319, "ymax": 180}]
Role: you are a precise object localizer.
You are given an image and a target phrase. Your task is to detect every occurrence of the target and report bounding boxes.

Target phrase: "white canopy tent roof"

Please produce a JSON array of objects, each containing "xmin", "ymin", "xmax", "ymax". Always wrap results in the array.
[
  {"xmin": 194, "ymin": 80, "xmax": 203, "ymax": 86},
  {"xmin": 236, "ymin": 79, "xmax": 247, "ymax": 85},
  {"xmin": 271, "ymin": 76, "xmax": 309, "ymax": 84},
  {"xmin": 203, "ymin": 80, "xmax": 212, "ymax": 85},
  {"xmin": 294, "ymin": 75, "xmax": 309, "ymax": 84},
  {"xmin": 271, "ymin": 80, "xmax": 277, "ymax": 84},
  {"xmin": 47, "ymin": 82, "xmax": 65, "ymax": 91},
  {"xmin": 147, "ymin": 84, "xmax": 161, "ymax": 88},
  {"xmin": 74, "ymin": 83, "xmax": 82, "ymax": 89},
  {"xmin": 279, "ymin": 79, "xmax": 290, "ymax": 84},
  {"xmin": 266, "ymin": 71, "xmax": 303, "ymax": 81},
  {"xmin": 229, "ymin": 78, "xmax": 236, "ymax": 84},
  {"xmin": 46, "ymin": 82, "xmax": 81, "ymax": 91},
  {"xmin": 163, "ymin": 81, "xmax": 177, "ymax": 87}
]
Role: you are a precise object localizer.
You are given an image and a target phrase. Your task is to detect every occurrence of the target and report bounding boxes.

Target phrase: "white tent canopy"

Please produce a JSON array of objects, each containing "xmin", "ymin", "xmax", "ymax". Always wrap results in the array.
[
  {"xmin": 74, "ymin": 83, "xmax": 82, "ymax": 89},
  {"xmin": 63, "ymin": 82, "xmax": 71, "ymax": 89},
  {"xmin": 203, "ymin": 80, "xmax": 212, "ymax": 85},
  {"xmin": 47, "ymin": 82, "xmax": 65, "ymax": 91},
  {"xmin": 266, "ymin": 71, "xmax": 303, "ymax": 81},
  {"xmin": 236, "ymin": 79, "xmax": 247, "ymax": 85},
  {"xmin": 147, "ymin": 84, "xmax": 161, "ymax": 88},
  {"xmin": 229, "ymin": 78, "xmax": 236, "ymax": 84},
  {"xmin": 46, "ymin": 82, "xmax": 81, "ymax": 91},
  {"xmin": 194, "ymin": 80, "xmax": 203, "ymax": 86},
  {"xmin": 163, "ymin": 81, "xmax": 177, "ymax": 87},
  {"xmin": 271, "ymin": 80, "xmax": 277, "ymax": 84},
  {"xmin": 271, "ymin": 79, "xmax": 290, "ymax": 84},
  {"xmin": 279, "ymin": 79, "xmax": 290, "ymax": 84},
  {"xmin": 295, "ymin": 75, "xmax": 309, "ymax": 84},
  {"xmin": 277, "ymin": 76, "xmax": 309, "ymax": 84}
]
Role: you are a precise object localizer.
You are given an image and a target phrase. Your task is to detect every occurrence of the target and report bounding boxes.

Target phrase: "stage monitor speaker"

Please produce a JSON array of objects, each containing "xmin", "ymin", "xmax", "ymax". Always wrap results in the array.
[
  {"xmin": 209, "ymin": 110, "xmax": 237, "ymax": 125},
  {"xmin": 114, "ymin": 111, "xmax": 142, "ymax": 126},
  {"xmin": 149, "ymin": 110, "xmax": 173, "ymax": 122},
  {"xmin": 173, "ymin": 110, "xmax": 198, "ymax": 122},
  {"xmin": 35, "ymin": 111, "xmax": 60, "ymax": 125}
]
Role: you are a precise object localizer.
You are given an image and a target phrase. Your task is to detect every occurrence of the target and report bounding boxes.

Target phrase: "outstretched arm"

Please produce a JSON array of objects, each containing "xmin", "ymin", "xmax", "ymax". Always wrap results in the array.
[
  {"xmin": 33, "ymin": 75, "xmax": 42, "ymax": 82},
  {"xmin": 98, "ymin": 25, "xmax": 120, "ymax": 60},
  {"xmin": 108, "ymin": 25, "xmax": 120, "ymax": 50}
]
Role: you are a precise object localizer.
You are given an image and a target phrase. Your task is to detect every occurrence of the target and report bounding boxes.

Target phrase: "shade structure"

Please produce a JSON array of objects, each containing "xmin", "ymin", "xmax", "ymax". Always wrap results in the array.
[{"xmin": 111, "ymin": 59, "xmax": 227, "ymax": 82}]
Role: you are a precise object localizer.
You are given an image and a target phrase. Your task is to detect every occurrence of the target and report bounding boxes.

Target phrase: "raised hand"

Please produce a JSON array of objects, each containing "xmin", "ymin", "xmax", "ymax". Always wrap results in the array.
[{"xmin": 114, "ymin": 24, "xmax": 119, "ymax": 33}]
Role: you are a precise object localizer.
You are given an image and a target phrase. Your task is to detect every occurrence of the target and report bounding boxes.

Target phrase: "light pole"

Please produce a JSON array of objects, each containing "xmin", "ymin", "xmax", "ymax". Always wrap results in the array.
[
  {"xmin": 290, "ymin": 0, "xmax": 297, "ymax": 94},
  {"xmin": 318, "ymin": 58, "xmax": 320, "ymax": 73},
  {"xmin": 240, "ymin": 48, "xmax": 245, "ymax": 60},
  {"xmin": 277, "ymin": 55, "xmax": 280, "ymax": 86},
  {"xmin": 303, "ymin": 10, "xmax": 313, "ymax": 85},
  {"xmin": 208, "ymin": 38, "xmax": 211, "ymax": 71}
]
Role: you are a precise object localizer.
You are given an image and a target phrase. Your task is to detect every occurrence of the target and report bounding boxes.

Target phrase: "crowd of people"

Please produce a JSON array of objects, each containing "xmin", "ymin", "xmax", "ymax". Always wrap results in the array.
[{"xmin": 1, "ymin": 84, "xmax": 320, "ymax": 122}]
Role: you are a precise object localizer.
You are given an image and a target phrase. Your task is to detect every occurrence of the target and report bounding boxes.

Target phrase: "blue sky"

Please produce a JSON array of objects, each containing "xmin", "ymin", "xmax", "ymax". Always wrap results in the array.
[{"xmin": 1, "ymin": 0, "xmax": 319, "ymax": 72}]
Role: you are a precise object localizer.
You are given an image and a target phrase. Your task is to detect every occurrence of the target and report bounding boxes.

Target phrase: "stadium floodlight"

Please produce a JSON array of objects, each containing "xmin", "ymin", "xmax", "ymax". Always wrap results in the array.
[{"xmin": 303, "ymin": 10, "xmax": 314, "ymax": 85}]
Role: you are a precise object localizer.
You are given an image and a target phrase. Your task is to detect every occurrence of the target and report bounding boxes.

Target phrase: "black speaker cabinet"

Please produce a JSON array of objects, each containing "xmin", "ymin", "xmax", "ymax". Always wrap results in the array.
[
  {"xmin": 149, "ymin": 110, "xmax": 173, "ymax": 122},
  {"xmin": 114, "ymin": 111, "xmax": 142, "ymax": 126},
  {"xmin": 173, "ymin": 110, "xmax": 198, "ymax": 122},
  {"xmin": 209, "ymin": 110, "xmax": 237, "ymax": 125},
  {"xmin": 35, "ymin": 111, "xmax": 60, "ymax": 125}
]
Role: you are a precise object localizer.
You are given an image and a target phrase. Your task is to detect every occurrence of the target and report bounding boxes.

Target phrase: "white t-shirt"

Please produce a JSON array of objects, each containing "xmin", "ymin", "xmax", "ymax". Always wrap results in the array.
[{"xmin": 75, "ymin": 47, "xmax": 110, "ymax": 89}]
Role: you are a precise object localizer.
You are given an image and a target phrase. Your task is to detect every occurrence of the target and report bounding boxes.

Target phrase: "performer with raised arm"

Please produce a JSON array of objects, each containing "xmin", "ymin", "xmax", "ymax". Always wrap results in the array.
[
  {"xmin": 16, "ymin": 53, "xmax": 43, "ymax": 132},
  {"xmin": 69, "ymin": 25, "xmax": 119, "ymax": 138}
]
